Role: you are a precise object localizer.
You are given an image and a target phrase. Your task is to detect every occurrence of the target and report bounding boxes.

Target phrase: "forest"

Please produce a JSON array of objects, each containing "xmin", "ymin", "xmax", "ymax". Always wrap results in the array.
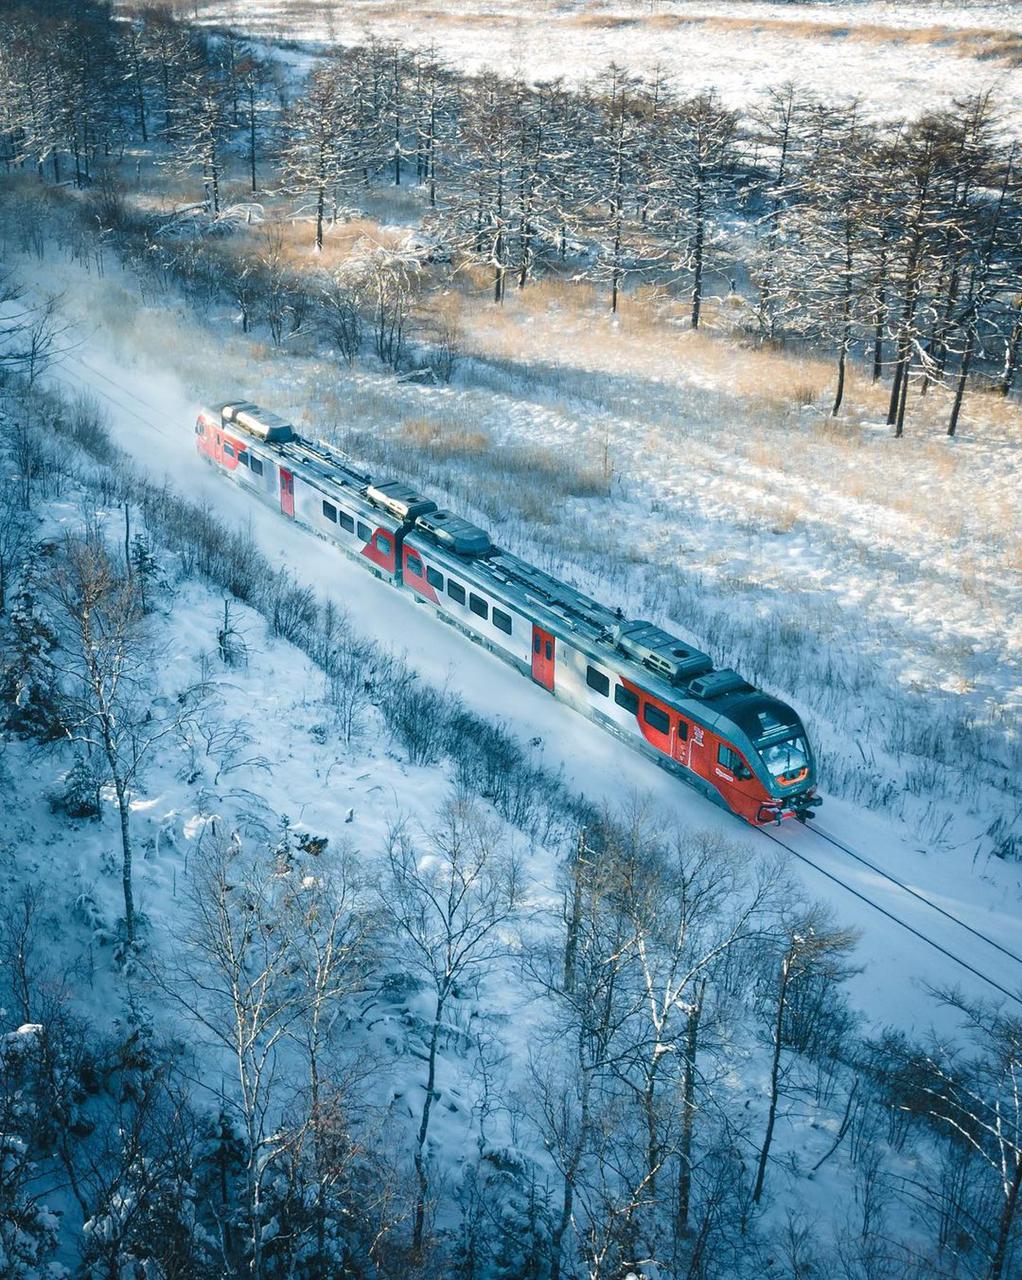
[
  {"xmin": 2, "ymin": 0, "xmax": 1021, "ymax": 433},
  {"xmin": 1, "ymin": 2, "xmax": 1021, "ymax": 1278}
]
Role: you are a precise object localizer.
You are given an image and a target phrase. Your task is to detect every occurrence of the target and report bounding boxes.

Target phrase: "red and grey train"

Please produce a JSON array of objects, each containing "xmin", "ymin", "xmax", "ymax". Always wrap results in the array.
[{"xmin": 196, "ymin": 400, "xmax": 820, "ymax": 825}]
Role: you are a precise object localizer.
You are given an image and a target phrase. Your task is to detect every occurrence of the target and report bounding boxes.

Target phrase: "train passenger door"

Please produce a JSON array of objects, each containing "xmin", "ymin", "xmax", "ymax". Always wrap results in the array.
[
  {"xmin": 279, "ymin": 468, "xmax": 295, "ymax": 518},
  {"xmin": 673, "ymin": 717, "xmax": 691, "ymax": 770},
  {"xmin": 531, "ymin": 625, "xmax": 555, "ymax": 692}
]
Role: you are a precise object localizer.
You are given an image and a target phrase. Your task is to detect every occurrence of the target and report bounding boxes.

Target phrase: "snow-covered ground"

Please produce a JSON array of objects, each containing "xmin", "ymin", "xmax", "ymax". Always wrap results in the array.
[
  {"xmin": 188, "ymin": 0, "xmax": 1022, "ymax": 123},
  {"xmin": 16, "ymin": 242, "xmax": 1019, "ymax": 1037},
  {"xmin": 0, "ymin": 401, "xmax": 937, "ymax": 1271}
]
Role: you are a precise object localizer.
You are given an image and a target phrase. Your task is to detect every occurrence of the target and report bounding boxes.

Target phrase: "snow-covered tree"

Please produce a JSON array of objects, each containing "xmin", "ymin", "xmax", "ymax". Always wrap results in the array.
[{"xmin": 0, "ymin": 1022, "xmax": 65, "ymax": 1280}]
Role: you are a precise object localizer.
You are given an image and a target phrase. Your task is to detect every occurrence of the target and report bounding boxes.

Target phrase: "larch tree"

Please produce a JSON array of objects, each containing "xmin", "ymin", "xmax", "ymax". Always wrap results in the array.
[
  {"xmin": 408, "ymin": 44, "xmax": 459, "ymax": 208},
  {"xmin": 664, "ymin": 89, "xmax": 738, "ymax": 330},
  {"xmin": 581, "ymin": 65, "xmax": 661, "ymax": 314},
  {"xmin": 749, "ymin": 81, "xmax": 812, "ymax": 338},
  {"xmin": 169, "ymin": 63, "xmax": 231, "ymax": 214}
]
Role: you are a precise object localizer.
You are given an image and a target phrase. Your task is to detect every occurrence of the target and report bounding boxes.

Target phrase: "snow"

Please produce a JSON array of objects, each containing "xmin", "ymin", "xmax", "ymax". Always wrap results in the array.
[
  {"xmin": 12, "ymin": 244, "xmax": 1017, "ymax": 1041},
  {"xmin": 3, "ymin": 209, "xmax": 1021, "ymax": 1280},
  {"xmin": 187, "ymin": 0, "xmax": 1022, "ymax": 126}
]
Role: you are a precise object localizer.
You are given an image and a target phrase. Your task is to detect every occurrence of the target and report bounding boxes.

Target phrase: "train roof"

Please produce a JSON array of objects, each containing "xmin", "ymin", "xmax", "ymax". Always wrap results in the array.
[
  {"xmin": 204, "ymin": 400, "xmax": 808, "ymax": 747},
  {"xmin": 217, "ymin": 401, "xmax": 297, "ymax": 443}
]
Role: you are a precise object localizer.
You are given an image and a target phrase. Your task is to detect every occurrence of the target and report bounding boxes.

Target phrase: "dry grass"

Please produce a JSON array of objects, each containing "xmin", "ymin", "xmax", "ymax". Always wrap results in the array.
[
  {"xmin": 569, "ymin": 11, "xmax": 1022, "ymax": 65},
  {"xmin": 400, "ymin": 415, "xmax": 490, "ymax": 457},
  {"xmin": 336, "ymin": 5, "xmax": 1022, "ymax": 69}
]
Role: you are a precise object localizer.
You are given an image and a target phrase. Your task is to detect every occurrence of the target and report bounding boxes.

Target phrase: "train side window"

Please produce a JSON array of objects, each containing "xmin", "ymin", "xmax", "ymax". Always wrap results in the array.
[
  {"xmin": 322, "ymin": 500, "xmax": 337, "ymax": 523},
  {"xmin": 426, "ymin": 567, "xmax": 444, "ymax": 591},
  {"xmin": 545, "ymin": 640, "xmax": 552, "ymax": 660},
  {"xmin": 339, "ymin": 511, "xmax": 354, "ymax": 533},
  {"xmin": 250, "ymin": 456, "xmax": 264, "ymax": 476},
  {"xmin": 586, "ymin": 665, "xmax": 610, "ymax": 697},
  {"xmin": 223, "ymin": 441, "xmax": 235, "ymax": 458},
  {"xmin": 493, "ymin": 608, "xmax": 512, "ymax": 635},
  {"xmin": 357, "ymin": 521, "xmax": 371, "ymax": 541},
  {"xmin": 406, "ymin": 551, "xmax": 423, "ymax": 577},
  {"xmin": 448, "ymin": 579, "xmax": 466, "ymax": 605},
  {"xmin": 615, "ymin": 684, "xmax": 639, "ymax": 715},
  {"xmin": 718, "ymin": 744, "xmax": 752, "ymax": 779},
  {"xmin": 534, "ymin": 634, "xmax": 541, "ymax": 654},
  {"xmin": 643, "ymin": 702, "xmax": 670, "ymax": 735},
  {"xmin": 677, "ymin": 719, "xmax": 689, "ymax": 741},
  {"xmin": 469, "ymin": 593, "xmax": 488, "ymax": 620},
  {"xmin": 195, "ymin": 421, "xmax": 205, "ymax": 435},
  {"xmin": 375, "ymin": 532, "xmax": 392, "ymax": 557}
]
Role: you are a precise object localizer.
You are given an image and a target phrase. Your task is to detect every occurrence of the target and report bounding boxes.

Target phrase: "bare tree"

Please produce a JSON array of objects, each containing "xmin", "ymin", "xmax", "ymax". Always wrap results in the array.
[
  {"xmin": 380, "ymin": 795, "xmax": 524, "ymax": 1254},
  {"xmin": 752, "ymin": 908, "xmax": 859, "ymax": 1205},
  {"xmin": 0, "ymin": 479, "xmax": 32, "ymax": 613},
  {"xmin": 318, "ymin": 270, "xmax": 363, "ymax": 367},
  {"xmin": 151, "ymin": 830, "xmax": 315, "ymax": 1278},
  {"xmin": 347, "ymin": 235, "xmax": 421, "ymax": 370},
  {"xmin": 46, "ymin": 529, "xmax": 205, "ymax": 946},
  {"xmin": 919, "ymin": 992, "xmax": 1022, "ymax": 1280},
  {"xmin": 168, "ymin": 65, "xmax": 230, "ymax": 215},
  {"xmin": 525, "ymin": 826, "xmax": 636, "ymax": 1280},
  {"xmin": 664, "ymin": 90, "xmax": 738, "ymax": 329},
  {"xmin": 282, "ymin": 855, "xmax": 378, "ymax": 1273}
]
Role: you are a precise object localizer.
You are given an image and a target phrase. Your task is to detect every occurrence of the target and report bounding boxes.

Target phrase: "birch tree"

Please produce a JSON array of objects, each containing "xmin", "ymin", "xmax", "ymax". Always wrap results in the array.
[
  {"xmin": 46, "ymin": 529, "xmax": 205, "ymax": 947},
  {"xmin": 380, "ymin": 796, "xmax": 523, "ymax": 1254},
  {"xmin": 923, "ymin": 993, "xmax": 1022, "ymax": 1280},
  {"xmin": 752, "ymin": 910, "xmax": 859, "ymax": 1205}
]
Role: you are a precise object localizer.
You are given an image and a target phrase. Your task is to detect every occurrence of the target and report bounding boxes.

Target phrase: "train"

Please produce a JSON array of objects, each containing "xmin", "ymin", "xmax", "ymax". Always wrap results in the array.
[{"xmin": 195, "ymin": 400, "xmax": 821, "ymax": 825}]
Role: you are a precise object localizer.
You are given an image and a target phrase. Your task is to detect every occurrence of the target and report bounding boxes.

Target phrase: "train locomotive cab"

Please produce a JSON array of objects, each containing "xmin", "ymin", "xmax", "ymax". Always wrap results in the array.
[{"xmin": 720, "ymin": 692, "xmax": 820, "ymax": 823}]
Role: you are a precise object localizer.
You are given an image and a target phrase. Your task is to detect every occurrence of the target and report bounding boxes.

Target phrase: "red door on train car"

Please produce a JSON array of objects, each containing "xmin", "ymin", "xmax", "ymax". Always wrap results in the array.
[
  {"xmin": 279, "ymin": 468, "xmax": 295, "ymax": 518},
  {"xmin": 531, "ymin": 626, "xmax": 555, "ymax": 692}
]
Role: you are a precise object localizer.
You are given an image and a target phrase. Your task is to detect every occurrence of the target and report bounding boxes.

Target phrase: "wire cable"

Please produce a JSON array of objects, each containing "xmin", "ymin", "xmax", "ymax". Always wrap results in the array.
[
  {"xmin": 807, "ymin": 821, "xmax": 1022, "ymax": 970},
  {"xmin": 757, "ymin": 825, "xmax": 1022, "ymax": 1009}
]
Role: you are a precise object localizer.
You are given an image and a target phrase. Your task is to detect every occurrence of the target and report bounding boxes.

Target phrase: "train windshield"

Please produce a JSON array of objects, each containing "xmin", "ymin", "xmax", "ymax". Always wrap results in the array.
[{"xmin": 758, "ymin": 736, "xmax": 809, "ymax": 780}]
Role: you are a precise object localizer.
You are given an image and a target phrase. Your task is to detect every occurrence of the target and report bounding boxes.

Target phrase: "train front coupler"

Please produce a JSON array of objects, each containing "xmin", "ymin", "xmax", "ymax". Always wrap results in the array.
[{"xmin": 792, "ymin": 790, "xmax": 822, "ymax": 824}]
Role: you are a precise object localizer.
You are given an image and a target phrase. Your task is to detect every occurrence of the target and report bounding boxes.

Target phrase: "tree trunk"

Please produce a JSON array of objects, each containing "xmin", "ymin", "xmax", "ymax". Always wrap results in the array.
[
  {"xmin": 999, "ymin": 301, "xmax": 1022, "ymax": 396},
  {"xmin": 988, "ymin": 1153, "xmax": 1022, "ymax": 1280},
  {"xmin": 832, "ymin": 221, "xmax": 853, "ymax": 417},
  {"xmin": 644, "ymin": 1068, "xmax": 660, "ymax": 1199},
  {"xmin": 895, "ymin": 352, "xmax": 910, "ymax": 437},
  {"xmin": 134, "ymin": 59, "xmax": 148, "ymax": 143},
  {"xmin": 691, "ymin": 177, "xmax": 704, "ymax": 330},
  {"xmin": 563, "ymin": 831, "xmax": 586, "ymax": 994},
  {"xmin": 114, "ymin": 775, "xmax": 135, "ymax": 943},
  {"xmin": 550, "ymin": 1062, "xmax": 591, "ymax": 1280},
  {"xmin": 248, "ymin": 83, "xmax": 257, "ymax": 192},
  {"xmin": 413, "ymin": 992, "xmax": 446, "ymax": 1252},
  {"xmin": 677, "ymin": 983, "xmax": 705, "ymax": 1234},
  {"xmin": 428, "ymin": 97, "xmax": 437, "ymax": 207},
  {"xmin": 887, "ymin": 254, "xmax": 921, "ymax": 427},
  {"xmin": 872, "ymin": 261, "xmax": 886, "ymax": 384},
  {"xmin": 833, "ymin": 344, "xmax": 848, "ymax": 418},
  {"xmin": 209, "ymin": 149, "xmax": 220, "ymax": 215},
  {"xmin": 947, "ymin": 323, "xmax": 975, "ymax": 438},
  {"xmin": 753, "ymin": 955, "xmax": 791, "ymax": 1204}
]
